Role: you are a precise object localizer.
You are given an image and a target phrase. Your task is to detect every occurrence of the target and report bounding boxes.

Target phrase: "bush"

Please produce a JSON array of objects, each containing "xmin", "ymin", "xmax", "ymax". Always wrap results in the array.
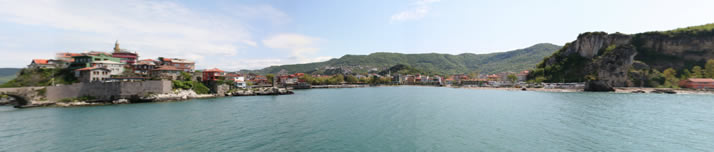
[{"xmin": 172, "ymin": 80, "xmax": 210, "ymax": 94}]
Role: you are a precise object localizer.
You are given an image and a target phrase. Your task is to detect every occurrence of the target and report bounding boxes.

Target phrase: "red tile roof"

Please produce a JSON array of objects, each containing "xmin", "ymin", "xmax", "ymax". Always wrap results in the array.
[
  {"xmin": 75, "ymin": 67, "xmax": 110, "ymax": 71},
  {"xmin": 153, "ymin": 66, "xmax": 181, "ymax": 71},
  {"xmin": 204, "ymin": 68, "xmax": 224, "ymax": 72},
  {"xmin": 686, "ymin": 78, "xmax": 714, "ymax": 83},
  {"xmin": 32, "ymin": 59, "xmax": 49, "ymax": 65}
]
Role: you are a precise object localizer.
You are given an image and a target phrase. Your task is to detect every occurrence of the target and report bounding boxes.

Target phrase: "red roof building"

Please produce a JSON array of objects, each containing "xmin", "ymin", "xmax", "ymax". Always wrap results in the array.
[
  {"xmin": 679, "ymin": 78, "xmax": 714, "ymax": 89},
  {"xmin": 203, "ymin": 68, "xmax": 225, "ymax": 81}
]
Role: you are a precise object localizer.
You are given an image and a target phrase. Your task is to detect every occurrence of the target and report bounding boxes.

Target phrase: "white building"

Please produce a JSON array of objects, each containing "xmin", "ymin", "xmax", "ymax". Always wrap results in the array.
[{"xmin": 92, "ymin": 60, "xmax": 125, "ymax": 75}]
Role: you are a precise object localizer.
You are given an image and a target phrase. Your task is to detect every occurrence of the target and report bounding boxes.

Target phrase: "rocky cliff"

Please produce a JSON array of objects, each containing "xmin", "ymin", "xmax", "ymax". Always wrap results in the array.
[{"xmin": 531, "ymin": 23, "xmax": 714, "ymax": 91}]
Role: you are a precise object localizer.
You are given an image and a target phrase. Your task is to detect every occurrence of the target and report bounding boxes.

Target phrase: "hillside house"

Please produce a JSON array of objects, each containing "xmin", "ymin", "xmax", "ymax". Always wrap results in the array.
[
  {"xmin": 75, "ymin": 67, "xmax": 111, "ymax": 83},
  {"xmin": 151, "ymin": 66, "xmax": 182, "ymax": 80},
  {"xmin": 202, "ymin": 68, "xmax": 225, "ymax": 81},
  {"xmin": 91, "ymin": 60, "xmax": 125, "ymax": 75}
]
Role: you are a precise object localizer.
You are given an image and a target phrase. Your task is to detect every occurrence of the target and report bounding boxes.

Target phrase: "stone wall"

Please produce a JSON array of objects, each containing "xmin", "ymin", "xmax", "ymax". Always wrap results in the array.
[{"xmin": 46, "ymin": 80, "xmax": 171, "ymax": 101}]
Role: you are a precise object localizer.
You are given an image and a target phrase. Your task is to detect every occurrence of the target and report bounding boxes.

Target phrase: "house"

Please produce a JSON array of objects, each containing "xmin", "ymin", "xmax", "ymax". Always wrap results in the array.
[
  {"xmin": 679, "ymin": 78, "xmax": 714, "ymax": 89},
  {"xmin": 28, "ymin": 59, "xmax": 54, "ymax": 69},
  {"xmin": 91, "ymin": 60, "xmax": 125, "ymax": 75},
  {"xmin": 487, "ymin": 74, "xmax": 500, "ymax": 81},
  {"xmin": 75, "ymin": 67, "xmax": 111, "ymax": 83},
  {"xmin": 151, "ymin": 66, "xmax": 183, "ymax": 80},
  {"xmin": 202, "ymin": 68, "xmax": 225, "ymax": 81},
  {"xmin": 70, "ymin": 53, "xmax": 121, "ymax": 69},
  {"xmin": 249, "ymin": 75, "xmax": 269, "ymax": 85},
  {"xmin": 111, "ymin": 41, "xmax": 139, "ymax": 65},
  {"xmin": 225, "ymin": 74, "xmax": 247, "ymax": 88},
  {"xmin": 28, "ymin": 59, "xmax": 70, "ymax": 69},
  {"xmin": 134, "ymin": 59, "xmax": 157, "ymax": 76},
  {"xmin": 55, "ymin": 52, "xmax": 82, "ymax": 62},
  {"xmin": 516, "ymin": 70, "xmax": 530, "ymax": 82},
  {"xmin": 159, "ymin": 57, "xmax": 195, "ymax": 72},
  {"xmin": 278, "ymin": 74, "xmax": 298, "ymax": 85},
  {"xmin": 432, "ymin": 75, "xmax": 443, "ymax": 85},
  {"xmin": 444, "ymin": 77, "xmax": 455, "ymax": 85}
]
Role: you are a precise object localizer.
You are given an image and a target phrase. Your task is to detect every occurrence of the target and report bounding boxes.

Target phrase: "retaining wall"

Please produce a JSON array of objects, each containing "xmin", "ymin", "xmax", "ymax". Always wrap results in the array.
[{"xmin": 46, "ymin": 80, "xmax": 172, "ymax": 101}]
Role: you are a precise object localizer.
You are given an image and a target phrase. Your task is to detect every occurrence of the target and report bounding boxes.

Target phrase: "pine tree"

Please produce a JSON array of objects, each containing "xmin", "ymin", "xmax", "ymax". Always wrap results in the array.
[
  {"xmin": 706, "ymin": 60, "xmax": 714, "ymax": 78},
  {"xmin": 692, "ymin": 66, "xmax": 704, "ymax": 78}
]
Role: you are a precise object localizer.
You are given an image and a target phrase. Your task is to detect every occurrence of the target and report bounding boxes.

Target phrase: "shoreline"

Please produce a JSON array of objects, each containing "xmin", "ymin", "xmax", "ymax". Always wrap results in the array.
[{"xmin": 11, "ymin": 85, "xmax": 714, "ymax": 108}]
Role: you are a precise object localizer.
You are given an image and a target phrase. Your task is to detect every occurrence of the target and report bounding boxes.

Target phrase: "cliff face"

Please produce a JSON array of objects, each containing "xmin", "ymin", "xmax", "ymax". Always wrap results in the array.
[
  {"xmin": 565, "ymin": 32, "xmax": 632, "ymax": 58},
  {"xmin": 634, "ymin": 33, "xmax": 714, "ymax": 70},
  {"xmin": 585, "ymin": 45, "xmax": 638, "ymax": 91},
  {"xmin": 532, "ymin": 25, "xmax": 714, "ymax": 91}
]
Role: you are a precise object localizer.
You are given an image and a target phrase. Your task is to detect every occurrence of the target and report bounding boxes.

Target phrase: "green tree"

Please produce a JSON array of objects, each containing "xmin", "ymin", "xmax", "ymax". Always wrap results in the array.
[
  {"xmin": 468, "ymin": 72, "xmax": 479, "ymax": 79},
  {"xmin": 266, "ymin": 74, "xmax": 275, "ymax": 84},
  {"xmin": 333, "ymin": 74, "xmax": 345, "ymax": 84},
  {"xmin": 345, "ymin": 75, "xmax": 358, "ymax": 84},
  {"xmin": 681, "ymin": 69, "xmax": 691, "ymax": 80},
  {"xmin": 507, "ymin": 74, "xmax": 518, "ymax": 84},
  {"xmin": 662, "ymin": 68, "xmax": 679, "ymax": 88},
  {"xmin": 692, "ymin": 66, "xmax": 704, "ymax": 78},
  {"xmin": 706, "ymin": 60, "xmax": 714, "ymax": 78},
  {"xmin": 180, "ymin": 72, "xmax": 192, "ymax": 81}
]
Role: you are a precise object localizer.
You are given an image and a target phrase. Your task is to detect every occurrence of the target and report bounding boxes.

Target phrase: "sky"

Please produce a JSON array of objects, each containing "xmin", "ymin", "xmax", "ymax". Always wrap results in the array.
[{"xmin": 1, "ymin": 0, "xmax": 713, "ymax": 70}]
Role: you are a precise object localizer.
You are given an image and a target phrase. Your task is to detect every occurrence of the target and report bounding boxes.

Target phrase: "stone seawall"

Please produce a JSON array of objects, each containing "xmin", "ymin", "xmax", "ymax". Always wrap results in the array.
[{"xmin": 46, "ymin": 80, "xmax": 172, "ymax": 101}]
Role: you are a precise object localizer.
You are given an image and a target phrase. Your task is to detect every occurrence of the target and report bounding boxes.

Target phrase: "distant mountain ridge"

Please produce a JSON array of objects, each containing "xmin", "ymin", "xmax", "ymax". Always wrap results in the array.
[
  {"xmin": 244, "ymin": 43, "xmax": 561, "ymax": 75},
  {"xmin": 0, "ymin": 68, "xmax": 21, "ymax": 85}
]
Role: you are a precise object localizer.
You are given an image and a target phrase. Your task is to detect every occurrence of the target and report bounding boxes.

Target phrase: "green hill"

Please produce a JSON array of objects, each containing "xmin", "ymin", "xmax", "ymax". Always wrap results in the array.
[
  {"xmin": 246, "ymin": 43, "xmax": 561, "ymax": 75},
  {"xmin": 0, "ymin": 68, "xmax": 21, "ymax": 85}
]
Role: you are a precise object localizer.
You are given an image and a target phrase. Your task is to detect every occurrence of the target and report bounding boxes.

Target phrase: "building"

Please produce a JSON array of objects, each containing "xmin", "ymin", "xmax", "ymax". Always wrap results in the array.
[
  {"xmin": 249, "ymin": 75, "xmax": 269, "ymax": 85},
  {"xmin": 679, "ymin": 78, "xmax": 714, "ymax": 89},
  {"xmin": 159, "ymin": 57, "xmax": 195, "ymax": 72},
  {"xmin": 516, "ymin": 70, "xmax": 530, "ymax": 82},
  {"xmin": 91, "ymin": 60, "xmax": 125, "ymax": 75},
  {"xmin": 202, "ymin": 68, "xmax": 225, "ymax": 81},
  {"xmin": 225, "ymin": 74, "xmax": 247, "ymax": 88},
  {"xmin": 55, "ymin": 53, "xmax": 82, "ymax": 62},
  {"xmin": 111, "ymin": 41, "xmax": 139, "ymax": 65},
  {"xmin": 71, "ymin": 53, "xmax": 121, "ymax": 69},
  {"xmin": 151, "ymin": 66, "xmax": 183, "ymax": 80},
  {"xmin": 75, "ymin": 67, "xmax": 111, "ymax": 83},
  {"xmin": 134, "ymin": 59, "xmax": 157, "ymax": 76},
  {"xmin": 28, "ymin": 59, "xmax": 55, "ymax": 69},
  {"xmin": 278, "ymin": 74, "xmax": 298, "ymax": 85}
]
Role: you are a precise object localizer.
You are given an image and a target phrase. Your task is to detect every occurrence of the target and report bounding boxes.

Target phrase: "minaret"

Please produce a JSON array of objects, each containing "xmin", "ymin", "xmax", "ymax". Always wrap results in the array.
[{"xmin": 114, "ymin": 40, "xmax": 120, "ymax": 53}]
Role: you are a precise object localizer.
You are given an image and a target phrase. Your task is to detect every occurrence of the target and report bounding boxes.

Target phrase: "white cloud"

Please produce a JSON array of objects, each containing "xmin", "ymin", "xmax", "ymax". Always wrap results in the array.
[
  {"xmin": 262, "ymin": 34, "xmax": 328, "ymax": 64},
  {"xmin": 0, "ymin": 0, "xmax": 290, "ymax": 68},
  {"xmin": 390, "ymin": 0, "xmax": 441, "ymax": 22}
]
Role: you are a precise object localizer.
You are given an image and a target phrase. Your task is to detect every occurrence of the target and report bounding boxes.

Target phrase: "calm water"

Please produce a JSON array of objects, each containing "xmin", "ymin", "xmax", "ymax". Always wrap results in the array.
[{"xmin": 1, "ymin": 87, "xmax": 714, "ymax": 151}]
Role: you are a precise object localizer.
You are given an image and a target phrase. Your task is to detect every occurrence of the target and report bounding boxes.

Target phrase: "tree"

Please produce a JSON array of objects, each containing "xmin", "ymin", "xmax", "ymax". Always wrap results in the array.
[
  {"xmin": 469, "ymin": 72, "xmax": 479, "ymax": 79},
  {"xmin": 662, "ymin": 68, "xmax": 679, "ymax": 88},
  {"xmin": 706, "ymin": 60, "xmax": 714, "ymax": 78},
  {"xmin": 266, "ymin": 74, "xmax": 275, "ymax": 85},
  {"xmin": 692, "ymin": 66, "xmax": 704, "ymax": 78},
  {"xmin": 345, "ymin": 75, "xmax": 358, "ymax": 84},
  {"xmin": 333, "ymin": 74, "xmax": 345, "ymax": 84},
  {"xmin": 507, "ymin": 74, "xmax": 518, "ymax": 84},
  {"xmin": 180, "ymin": 72, "xmax": 192, "ymax": 81},
  {"xmin": 681, "ymin": 69, "xmax": 691, "ymax": 80}
]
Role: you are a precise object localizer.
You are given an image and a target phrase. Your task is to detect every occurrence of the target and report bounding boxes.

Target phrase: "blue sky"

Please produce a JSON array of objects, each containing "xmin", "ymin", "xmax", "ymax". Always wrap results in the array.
[{"xmin": 1, "ymin": 0, "xmax": 713, "ymax": 70}]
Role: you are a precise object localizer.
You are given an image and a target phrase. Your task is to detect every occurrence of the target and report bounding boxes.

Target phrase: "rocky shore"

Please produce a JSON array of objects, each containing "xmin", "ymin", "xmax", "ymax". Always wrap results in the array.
[
  {"xmin": 457, "ymin": 86, "xmax": 714, "ymax": 95},
  {"xmin": 18, "ymin": 87, "xmax": 294, "ymax": 108}
]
